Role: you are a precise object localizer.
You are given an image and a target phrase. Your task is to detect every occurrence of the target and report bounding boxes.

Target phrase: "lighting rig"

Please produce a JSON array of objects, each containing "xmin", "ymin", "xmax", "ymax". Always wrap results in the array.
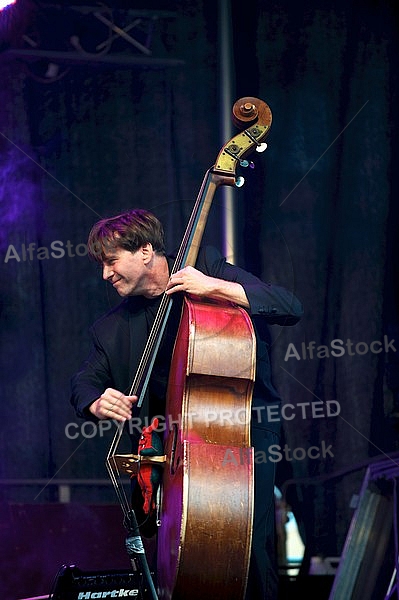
[{"xmin": 0, "ymin": 1, "xmax": 183, "ymax": 82}]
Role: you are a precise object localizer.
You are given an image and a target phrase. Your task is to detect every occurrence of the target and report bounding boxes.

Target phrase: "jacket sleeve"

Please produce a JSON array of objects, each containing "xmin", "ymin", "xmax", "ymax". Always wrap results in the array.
[
  {"xmin": 198, "ymin": 246, "xmax": 304, "ymax": 325},
  {"xmin": 70, "ymin": 326, "xmax": 114, "ymax": 420}
]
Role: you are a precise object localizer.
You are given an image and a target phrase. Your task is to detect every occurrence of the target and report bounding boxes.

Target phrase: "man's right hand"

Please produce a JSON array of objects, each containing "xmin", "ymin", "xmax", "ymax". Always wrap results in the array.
[{"xmin": 89, "ymin": 387, "xmax": 137, "ymax": 421}]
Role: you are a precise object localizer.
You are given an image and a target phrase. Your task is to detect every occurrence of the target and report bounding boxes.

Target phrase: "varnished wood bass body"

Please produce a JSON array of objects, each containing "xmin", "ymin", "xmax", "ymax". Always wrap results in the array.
[{"xmin": 157, "ymin": 294, "xmax": 256, "ymax": 599}]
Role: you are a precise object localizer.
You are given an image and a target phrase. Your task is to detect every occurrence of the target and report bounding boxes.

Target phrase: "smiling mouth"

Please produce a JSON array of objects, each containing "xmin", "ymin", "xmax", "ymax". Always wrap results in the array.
[{"xmin": 112, "ymin": 279, "xmax": 122, "ymax": 286}]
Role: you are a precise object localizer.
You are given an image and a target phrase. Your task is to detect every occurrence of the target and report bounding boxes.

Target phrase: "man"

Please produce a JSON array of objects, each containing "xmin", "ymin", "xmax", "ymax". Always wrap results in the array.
[{"xmin": 70, "ymin": 208, "xmax": 303, "ymax": 599}]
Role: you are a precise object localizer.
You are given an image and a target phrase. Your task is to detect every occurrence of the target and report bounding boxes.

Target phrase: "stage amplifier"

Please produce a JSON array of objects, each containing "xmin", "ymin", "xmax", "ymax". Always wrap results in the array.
[{"xmin": 50, "ymin": 564, "xmax": 154, "ymax": 599}]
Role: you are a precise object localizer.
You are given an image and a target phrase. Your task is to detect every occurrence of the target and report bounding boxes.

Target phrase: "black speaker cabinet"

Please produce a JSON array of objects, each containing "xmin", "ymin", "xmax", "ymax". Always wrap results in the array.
[{"xmin": 50, "ymin": 564, "xmax": 153, "ymax": 599}]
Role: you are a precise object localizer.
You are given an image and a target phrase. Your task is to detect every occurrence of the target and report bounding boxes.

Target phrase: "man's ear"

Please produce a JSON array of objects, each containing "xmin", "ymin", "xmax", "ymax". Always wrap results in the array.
[{"xmin": 141, "ymin": 242, "xmax": 154, "ymax": 264}]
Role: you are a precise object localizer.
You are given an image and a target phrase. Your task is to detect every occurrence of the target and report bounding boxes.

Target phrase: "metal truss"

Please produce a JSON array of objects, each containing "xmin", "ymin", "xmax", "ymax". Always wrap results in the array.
[{"xmin": 0, "ymin": 4, "xmax": 184, "ymax": 79}]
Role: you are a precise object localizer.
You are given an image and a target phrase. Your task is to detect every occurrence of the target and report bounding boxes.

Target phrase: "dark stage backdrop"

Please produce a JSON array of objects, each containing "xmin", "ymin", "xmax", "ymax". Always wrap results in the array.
[{"xmin": 1, "ymin": 0, "xmax": 398, "ymax": 595}]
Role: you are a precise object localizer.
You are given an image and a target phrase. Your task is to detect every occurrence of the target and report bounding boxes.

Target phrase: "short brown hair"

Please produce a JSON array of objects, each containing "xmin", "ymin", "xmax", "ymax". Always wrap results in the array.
[{"xmin": 87, "ymin": 208, "xmax": 166, "ymax": 262}]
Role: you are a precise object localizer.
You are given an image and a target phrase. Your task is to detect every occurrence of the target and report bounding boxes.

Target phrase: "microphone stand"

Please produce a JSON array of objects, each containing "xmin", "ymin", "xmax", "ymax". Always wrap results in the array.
[{"xmin": 124, "ymin": 509, "xmax": 159, "ymax": 600}]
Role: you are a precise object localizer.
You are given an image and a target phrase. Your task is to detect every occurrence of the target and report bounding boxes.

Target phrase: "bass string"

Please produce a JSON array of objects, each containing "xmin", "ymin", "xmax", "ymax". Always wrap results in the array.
[{"xmin": 126, "ymin": 175, "xmax": 207, "ymax": 400}]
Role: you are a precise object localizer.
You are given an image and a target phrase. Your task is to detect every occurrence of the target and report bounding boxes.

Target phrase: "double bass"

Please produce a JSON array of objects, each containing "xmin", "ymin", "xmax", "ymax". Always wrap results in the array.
[{"xmin": 107, "ymin": 97, "xmax": 272, "ymax": 600}]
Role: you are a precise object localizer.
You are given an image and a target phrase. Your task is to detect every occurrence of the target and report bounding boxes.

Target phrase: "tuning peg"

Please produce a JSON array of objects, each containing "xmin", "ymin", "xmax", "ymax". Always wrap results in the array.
[
  {"xmin": 256, "ymin": 143, "xmax": 268, "ymax": 153},
  {"xmin": 235, "ymin": 176, "xmax": 245, "ymax": 187},
  {"xmin": 239, "ymin": 160, "xmax": 255, "ymax": 169}
]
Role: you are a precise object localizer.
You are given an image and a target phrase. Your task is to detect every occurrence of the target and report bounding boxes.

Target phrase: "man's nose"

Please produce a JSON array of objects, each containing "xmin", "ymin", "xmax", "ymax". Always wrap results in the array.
[{"xmin": 103, "ymin": 264, "xmax": 113, "ymax": 280}]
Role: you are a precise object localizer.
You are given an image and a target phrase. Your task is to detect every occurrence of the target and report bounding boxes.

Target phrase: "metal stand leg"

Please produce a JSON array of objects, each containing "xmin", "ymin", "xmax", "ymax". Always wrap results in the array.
[
  {"xmin": 385, "ymin": 478, "xmax": 399, "ymax": 600},
  {"xmin": 385, "ymin": 566, "xmax": 398, "ymax": 599},
  {"xmin": 124, "ymin": 509, "xmax": 159, "ymax": 600}
]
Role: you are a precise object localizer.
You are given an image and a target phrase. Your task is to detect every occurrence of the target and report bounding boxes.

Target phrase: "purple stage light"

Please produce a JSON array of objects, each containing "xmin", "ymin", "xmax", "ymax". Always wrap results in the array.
[{"xmin": 0, "ymin": 0, "xmax": 16, "ymax": 10}]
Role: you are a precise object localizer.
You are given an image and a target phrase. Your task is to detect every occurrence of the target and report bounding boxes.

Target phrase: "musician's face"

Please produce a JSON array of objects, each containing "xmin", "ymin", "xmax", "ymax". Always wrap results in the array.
[{"xmin": 101, "ymin": 245, "xmax": 151, "ymax": 297}]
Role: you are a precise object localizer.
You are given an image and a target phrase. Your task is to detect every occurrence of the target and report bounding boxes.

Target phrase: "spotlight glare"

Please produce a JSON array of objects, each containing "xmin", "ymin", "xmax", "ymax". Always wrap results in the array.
[{"xmin": 0, "ymin": 0, "xmax": 16, "ymax": 10}]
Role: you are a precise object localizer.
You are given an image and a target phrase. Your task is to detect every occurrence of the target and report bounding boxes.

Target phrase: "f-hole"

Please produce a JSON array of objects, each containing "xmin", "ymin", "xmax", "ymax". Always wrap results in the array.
[{"xmin": 169, "ymin": 423, "xmax": 179, "ymax": 475}]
